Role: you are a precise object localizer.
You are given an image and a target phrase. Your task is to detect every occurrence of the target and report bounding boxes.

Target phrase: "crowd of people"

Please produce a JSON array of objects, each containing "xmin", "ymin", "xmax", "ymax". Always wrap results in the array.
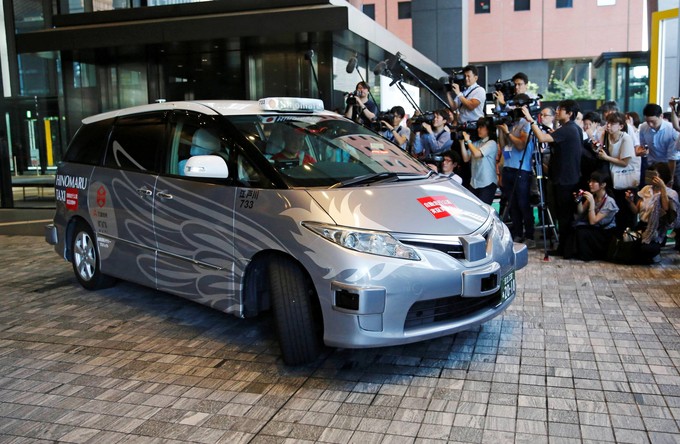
[{"xmin": 343, "ymin": 72, "xmax": 680, "ymax": 264}]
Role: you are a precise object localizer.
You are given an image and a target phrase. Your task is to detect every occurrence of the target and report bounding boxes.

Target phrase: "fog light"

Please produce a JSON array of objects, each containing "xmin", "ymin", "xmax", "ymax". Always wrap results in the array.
[
  {"xmin": 336, "ymin": 289, "xmax": 359, "ymax": 311},
  {"xmin": 481, "ymin": 274, "xmax": 498, "ymax": 292}
]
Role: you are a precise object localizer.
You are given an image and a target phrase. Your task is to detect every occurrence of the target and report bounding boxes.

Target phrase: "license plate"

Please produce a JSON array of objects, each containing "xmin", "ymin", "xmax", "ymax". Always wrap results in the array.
[{"xmin": 500, "ymin": 271, "xmax": 516, "ymax": 302}]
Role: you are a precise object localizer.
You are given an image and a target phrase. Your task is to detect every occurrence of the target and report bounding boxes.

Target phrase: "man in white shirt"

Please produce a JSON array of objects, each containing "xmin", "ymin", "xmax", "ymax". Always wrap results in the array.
[{"xmin": 447, "ymin": 65, "xmax": 486, "ymax": 124}]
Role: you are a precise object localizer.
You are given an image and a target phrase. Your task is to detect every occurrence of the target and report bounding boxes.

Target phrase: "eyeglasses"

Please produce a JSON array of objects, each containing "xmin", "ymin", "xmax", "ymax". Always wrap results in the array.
[
  {"xmin": 540, "ymin": 114, "xmax": 553, "ymax": 118},
  {"xmin": 442, "ymin": 158, "xmax": 453, "ymax": 163}
]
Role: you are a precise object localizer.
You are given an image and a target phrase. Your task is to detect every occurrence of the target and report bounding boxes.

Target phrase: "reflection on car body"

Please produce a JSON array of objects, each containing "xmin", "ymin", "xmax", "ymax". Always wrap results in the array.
[{"xmin": 45, "ymin": 97, "xmax": 527, "ymax": 365}]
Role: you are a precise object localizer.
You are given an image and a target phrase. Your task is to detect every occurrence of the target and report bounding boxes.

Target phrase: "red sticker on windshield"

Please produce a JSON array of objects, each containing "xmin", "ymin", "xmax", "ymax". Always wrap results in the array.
[{"xmin": 418, "ymin": 196, "xmax": 455, "ymax": 219}]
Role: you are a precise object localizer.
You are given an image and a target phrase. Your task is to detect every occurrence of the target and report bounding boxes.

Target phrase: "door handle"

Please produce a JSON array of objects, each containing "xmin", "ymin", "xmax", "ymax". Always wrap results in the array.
[
  {"xmin": 156, "ymin": 192, "xmax": 173, "ymax": 200},
  {"xmin": 136, "ymin": 187, "xmax": 153, "ymax": 198}
]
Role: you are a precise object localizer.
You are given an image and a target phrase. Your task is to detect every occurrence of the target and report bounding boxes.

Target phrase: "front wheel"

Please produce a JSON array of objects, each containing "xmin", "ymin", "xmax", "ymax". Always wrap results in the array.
[
  {"xmin": 268, "ymin": 256, "xmax": 323, "ymax": 365},
  {"xmin": 71, "ymin": 221, "xmax": 116, "ymax": 290}
]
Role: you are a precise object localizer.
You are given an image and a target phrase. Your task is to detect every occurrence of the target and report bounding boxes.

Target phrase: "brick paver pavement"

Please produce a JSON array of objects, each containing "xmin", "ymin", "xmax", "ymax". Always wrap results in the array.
[{"xmin": 1, "ymin": 235, "xmax": 679, "ymax": 443}]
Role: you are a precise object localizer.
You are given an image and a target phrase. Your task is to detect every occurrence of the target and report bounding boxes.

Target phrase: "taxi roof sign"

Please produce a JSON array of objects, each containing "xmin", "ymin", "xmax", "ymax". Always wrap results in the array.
[{"xmin": 259, "ymin": 97, "xmax": 324, "ymax": 112}]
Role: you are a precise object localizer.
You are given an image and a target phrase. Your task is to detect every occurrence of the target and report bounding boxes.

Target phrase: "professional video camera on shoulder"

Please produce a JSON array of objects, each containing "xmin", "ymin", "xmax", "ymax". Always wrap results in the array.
[
  {"xmin": 377, "ymin": 111, "xmax": 395, "ymax": 126},
  {"xmin": 409, "ymin": 111, "xmax": 435, "ymax": 132},
  {"xmin": 442, "ymin": 70, "xmax": 466, "ymax": 92},
  {"xmin": 453, "ymin": 121, "xmax": 479, "ymax": 141},
  {"xmin": 486, "ymin": 78, "xmax": 515, "ymax": 102},
  {"xmin": 507, "ymin": 94, "xmax": 542, "ymax": 119}
]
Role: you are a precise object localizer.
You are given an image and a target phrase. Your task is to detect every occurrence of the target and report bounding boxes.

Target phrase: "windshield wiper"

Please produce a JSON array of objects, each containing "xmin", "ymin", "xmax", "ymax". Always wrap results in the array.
[{"xmin": 330, "ymin": 172, "xmax": 399, "ymax": 188}]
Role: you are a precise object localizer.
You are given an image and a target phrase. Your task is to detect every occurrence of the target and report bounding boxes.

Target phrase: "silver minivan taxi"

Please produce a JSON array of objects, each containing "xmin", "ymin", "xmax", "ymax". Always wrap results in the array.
[{"xmin": 45, "ymin": 97, "xmax": 527, "ymax": 364}]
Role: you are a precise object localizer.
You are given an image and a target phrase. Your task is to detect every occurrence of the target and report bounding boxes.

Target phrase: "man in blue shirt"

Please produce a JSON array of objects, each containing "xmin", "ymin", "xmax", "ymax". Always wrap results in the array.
[
  {"xmin": 447, "ymin": 65, "xmax": 486, "ymax": 124},
  {"xmin": 419, "ymin": 110, "xmax": 451, "ymax": 157},
  {"xmin": 498, "ymin": 94, "xmax": 534, "ymax": 247},
  {"xmin": 639, "ymin": 103, "xmax": 679, "ymax": 187},
  {"xmin": 380, "ymin": 106, "xmax": 411, "ymax": 151}
]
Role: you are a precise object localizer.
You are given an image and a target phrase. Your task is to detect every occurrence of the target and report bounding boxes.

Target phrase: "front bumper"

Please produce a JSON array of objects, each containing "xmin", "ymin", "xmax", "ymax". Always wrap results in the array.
[{"xmin": 320, "ymin": 239, "xmax": 525, "ymax": 349}]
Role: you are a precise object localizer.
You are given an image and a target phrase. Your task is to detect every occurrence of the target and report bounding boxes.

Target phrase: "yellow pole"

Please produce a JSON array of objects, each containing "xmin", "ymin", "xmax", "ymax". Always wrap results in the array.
[{"xmin": 44, "ymin": 119, "xmax": 53, "ymax": 167}]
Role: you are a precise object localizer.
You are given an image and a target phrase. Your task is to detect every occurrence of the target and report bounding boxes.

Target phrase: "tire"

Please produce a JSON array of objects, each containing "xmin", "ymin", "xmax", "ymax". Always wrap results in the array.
[
  {"xmin": 71, "ymin": 221, "xmax": 116, "ymax": 290},
  {"xmin": 268, "ymin": 256, "xmax": 323, "ymax": 365}
]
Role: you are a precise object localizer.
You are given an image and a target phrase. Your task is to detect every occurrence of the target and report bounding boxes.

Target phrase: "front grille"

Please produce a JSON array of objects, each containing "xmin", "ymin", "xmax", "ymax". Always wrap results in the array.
[
  {"xmin": 404, "ymin": 292, "xmax": 502, "ymax": 330},
  {"xmin": 403, "ymin": 241, "xmax": 465, "ymax": 259},
  {"xmin": 400, "ymin": 225, "xmax": 492, "ymax": 262}
]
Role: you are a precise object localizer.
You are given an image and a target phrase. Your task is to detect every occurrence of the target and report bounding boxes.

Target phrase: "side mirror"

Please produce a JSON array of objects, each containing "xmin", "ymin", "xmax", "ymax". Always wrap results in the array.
[{"xmin": 183, "ymin": 155, "xmax": 229, "ymax": 179}]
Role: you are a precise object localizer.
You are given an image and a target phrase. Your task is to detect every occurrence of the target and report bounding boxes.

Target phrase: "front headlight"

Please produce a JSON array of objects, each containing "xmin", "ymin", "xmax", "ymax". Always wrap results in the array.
[
  {"xmin": 303, "ymin": 222, "xmax": 420, "ymax": 261},
  {"xmin": 490, "ymin": 215, "xmax": 511, "ymax": 243}
]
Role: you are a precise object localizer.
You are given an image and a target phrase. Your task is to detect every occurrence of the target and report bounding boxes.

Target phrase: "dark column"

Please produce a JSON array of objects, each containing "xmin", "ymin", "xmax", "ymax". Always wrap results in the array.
[
  {"xmin": 412, "ymin": 0, "xmax": 465, "ymax": 69},
  {"xmin": 0, "ymin": 131, "xmax": 14, "ymax": 208}
]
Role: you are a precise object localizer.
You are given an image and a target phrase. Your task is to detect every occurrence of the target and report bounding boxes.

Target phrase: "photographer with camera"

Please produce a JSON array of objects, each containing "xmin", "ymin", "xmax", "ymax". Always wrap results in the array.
[
  {"xmin": 344, "ymin": 81, "xmax": 377, "ymax": 128},
  {"xmin": 459, "ymin": 117, "xmax": 498, "ymax": 205},
  {"xmin": 562, "ymin": 171, "xmax": 619, "ymax": 261},
  {"xmin": 493, "ymin": 72, "xmax": 530, "ymax": 108},
  {"xmin": 419, "ymin": 109, "xmax": 452, "ymax": 157},
  {"xmin": 523, "ymin": 100, "xmax": 583, "ymax": 256},
  {"xmin": 670, "ymin": 97, "xmax": 680, "ymax": 133},
  {"xmin": 447, "ymin": 65, "xmax": 486, "ymax": 124},
  {"xmin": 380, "ymin": 106, "xmax": 410, "ymax": 150},
  {"xmin": 425, "ymin": 150, "xmax": 463, "ymax": 185},
  {"xmin": 623, "ymin": 164, "xmax": 680, "ymax": 263},
  {"xmin": 497, "ymin": 93, "xmax": 535, "ymax": 247}
]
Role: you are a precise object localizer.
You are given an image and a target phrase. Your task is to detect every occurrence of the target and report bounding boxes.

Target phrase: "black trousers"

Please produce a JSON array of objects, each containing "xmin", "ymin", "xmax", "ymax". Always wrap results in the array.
[{"xmin": 552, "ymin": 183, "xmax": 579, "ymax": 251}]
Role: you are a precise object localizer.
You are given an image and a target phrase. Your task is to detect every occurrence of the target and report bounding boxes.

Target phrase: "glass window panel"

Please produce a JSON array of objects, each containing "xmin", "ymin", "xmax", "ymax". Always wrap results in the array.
[
  {"xmin": 398, "ymin": 2, "xmax": 412, "ymax": 19},
  {"xmin": 515, "ymin": 0, "xmax": 530, "ymax": 11},
  {"xmin": 363, "ymin": 4, "xmax": 375, "ymax": 20},
  {"xmin": 475, "ymin": 0, "xmax": 490, "ymax": 13}
]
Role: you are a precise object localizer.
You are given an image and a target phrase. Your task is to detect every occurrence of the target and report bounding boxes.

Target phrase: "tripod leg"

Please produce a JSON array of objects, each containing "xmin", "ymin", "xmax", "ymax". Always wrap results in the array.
[{"xmin": 545, "ymin": 208, "xmax": 559, "ymax": 245}]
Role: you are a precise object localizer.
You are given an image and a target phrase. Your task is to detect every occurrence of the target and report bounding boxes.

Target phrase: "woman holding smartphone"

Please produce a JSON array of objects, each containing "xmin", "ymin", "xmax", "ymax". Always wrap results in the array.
[{"xmin": 625, "ymin": 164, "xmax": 680, "ymax": 263}]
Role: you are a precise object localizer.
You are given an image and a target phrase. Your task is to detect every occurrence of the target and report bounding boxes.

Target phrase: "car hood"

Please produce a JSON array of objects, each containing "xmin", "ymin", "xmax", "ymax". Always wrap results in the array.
[{"xmin": 306, "ymin": 177, "xmax": 492, "ymax": 235}]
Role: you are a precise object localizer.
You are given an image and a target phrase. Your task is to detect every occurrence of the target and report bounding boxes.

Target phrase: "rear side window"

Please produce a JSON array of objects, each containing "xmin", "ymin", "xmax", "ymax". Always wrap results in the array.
[
  {"xmin": 105, "ymin": 113, "xmax": 166, "ymax": 172},
  {"xmin": 63, "ymin": 118, "xmax": 113, "ymax": 165}
]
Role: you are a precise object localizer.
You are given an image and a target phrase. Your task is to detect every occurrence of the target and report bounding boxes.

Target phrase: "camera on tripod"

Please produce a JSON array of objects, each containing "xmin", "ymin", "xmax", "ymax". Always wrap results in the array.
[
  {"xmin": 486, "ymin": 78, "xmax": 515, "ymax": 102},
  {"xmin": 507, "ymin": 95, "xmax": 542, "ymax": 118}
]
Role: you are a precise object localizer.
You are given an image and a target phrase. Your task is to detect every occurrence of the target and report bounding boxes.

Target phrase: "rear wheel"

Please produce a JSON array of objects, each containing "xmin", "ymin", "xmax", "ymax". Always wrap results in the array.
[
  {"xmin": 71, "ymin": 221, "xmax": 116, "ymax": 290},
  {"xmin": 268, "ymin": 256, "xmax": 323, "ymax": 365}
]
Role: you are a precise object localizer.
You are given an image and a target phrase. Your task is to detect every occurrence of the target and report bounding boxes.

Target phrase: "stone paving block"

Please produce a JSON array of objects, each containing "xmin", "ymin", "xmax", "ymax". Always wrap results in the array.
[{"xmin": 3, "ymin": 236, "xmax": 680, "ymax": 443}]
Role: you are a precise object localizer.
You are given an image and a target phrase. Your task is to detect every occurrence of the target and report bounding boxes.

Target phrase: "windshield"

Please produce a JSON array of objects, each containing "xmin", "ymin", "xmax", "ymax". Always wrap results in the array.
[{"xmin": 225, "ymin": 114, "xmax": 431, "ymax": 187}]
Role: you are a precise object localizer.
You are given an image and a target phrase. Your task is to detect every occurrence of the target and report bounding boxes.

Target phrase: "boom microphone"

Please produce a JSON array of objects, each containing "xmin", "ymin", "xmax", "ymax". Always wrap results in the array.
[{"xmin": 346, "ymin": 56, "xmax": 358, "ymax": 74}]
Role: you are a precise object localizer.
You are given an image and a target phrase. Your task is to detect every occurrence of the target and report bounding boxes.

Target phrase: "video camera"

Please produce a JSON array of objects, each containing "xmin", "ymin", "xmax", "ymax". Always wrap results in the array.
[
  {"xmin": 422, "ymin": 154, "xmax": 444, "ymax": 165},
  {"xmin": 486, "ymin": 78, "xmax": 515, "ymax": 102},
  {"xmin": 344, "ymin": 91, "xmax": 359, "ymax": 106},
  {"xmin": 491, "ymin": 95, "xmax": 542, "ymax": 125},
  {"xmin": 453, "ymin": 121, "xmax": 479, "ymax": 141},
  {"xmin": 410, "ymin": 112, "xmax": 435, "ymax": 133},
  {"xmin": 443, "ymin": 70, "xmax": 466, "ymax": 92},
  {"xmin": 509, "ymin": 96, "xmax": 542, "ymax": 119},
  {"xmin": 377, "ymin": 111, "xmax": 395, "ymax": 124}
]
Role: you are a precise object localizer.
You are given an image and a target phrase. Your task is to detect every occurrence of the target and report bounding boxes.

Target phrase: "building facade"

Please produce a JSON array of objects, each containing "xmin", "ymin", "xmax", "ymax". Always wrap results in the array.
[
  {"xmin": 364, "ymin": 0, "xmax": 658, "ymax": 110},
  {"xmin": 0, "ymin": 0, "xmax": 446, "ymax": 207}
]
